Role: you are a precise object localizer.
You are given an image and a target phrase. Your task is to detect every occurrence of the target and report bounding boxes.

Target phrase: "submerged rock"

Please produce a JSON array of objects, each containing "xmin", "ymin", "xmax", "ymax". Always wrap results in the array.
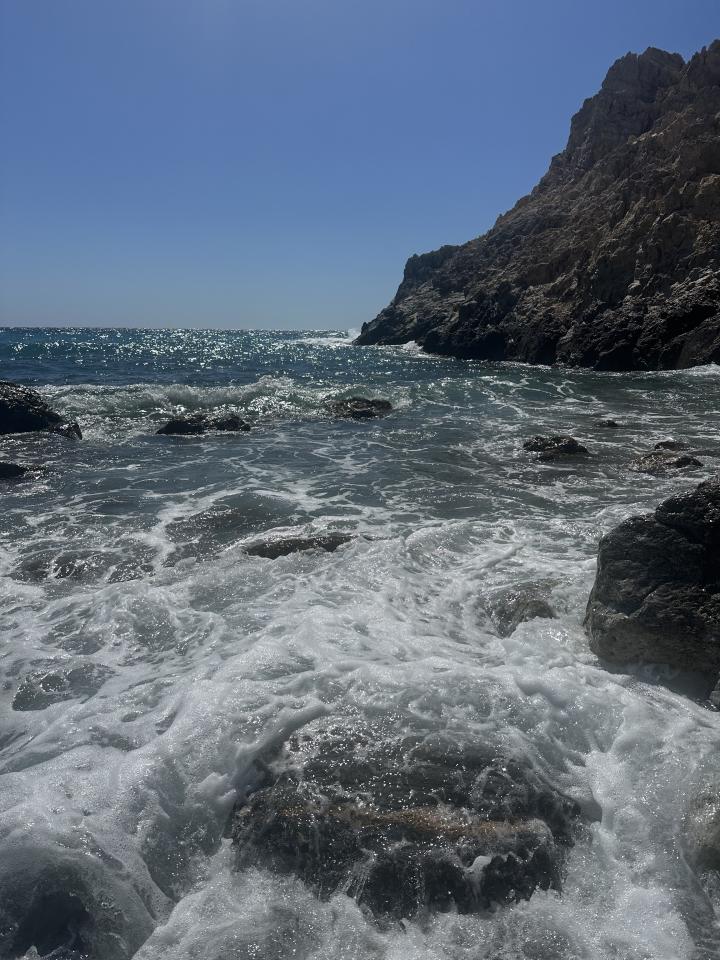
[
  {"xmin": 233, "ymin": 726, "xmax": 580, "ymax": 918},
  {"xmin": 654, "ymin": 439, "xmax": 687, "ymax": 451},
  {"xmin": 12, "ymin": 663, "xmax": 114, "ymax": 711},
  {"xmin": 597, "ymin": 419, "xmax": 620, "ymax": 429},
  {"xmin": 685, "ymin": 790, "xmax": 720, "ymax": 873},
  {"xmin": 244, "ymin": 532, "xmax": 354, "ymax": 559},
  {"xmin": 487, "ymin": 585, "xmax": 557, "ymax": 637},
  {"xmin": 156, "ymin": 414, "xmax": 251, "ymax": 435},
  {"xmin": 523, "ymin": 435, "xmax": 590, "ymax": 460},
  {"xmin": 356, "ymin": 43, "xmax": 720, "ymax": 371},
  {"xmin": 585, "ymin": 478, "xmax": 720, "ymax": 680},
  {"xmin": 0, "ymin": 381, "xmax": 81, "ymax": 438},
  {"xmin": 327, "ymin": 397, "xmax": 393, "ymax": 420},
  {"xmin": 628, "ymin": 450, "xmax": 702, "ymax": 474}
]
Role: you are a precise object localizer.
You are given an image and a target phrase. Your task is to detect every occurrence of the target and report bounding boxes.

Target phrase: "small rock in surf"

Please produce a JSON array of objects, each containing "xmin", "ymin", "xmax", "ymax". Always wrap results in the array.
[
  {"xmin": 244, "ymin": 533, "xmax": 354, "ymax": 559},
  {"xmin": 327, "ymin": 397, "xmax": 393, "ymax": 420}
]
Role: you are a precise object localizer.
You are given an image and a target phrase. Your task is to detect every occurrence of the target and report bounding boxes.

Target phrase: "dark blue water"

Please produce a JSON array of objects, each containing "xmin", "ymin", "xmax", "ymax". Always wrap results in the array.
[{"xmin": 1, "ymin": 327, "xmax": 720, "ymax": 959}]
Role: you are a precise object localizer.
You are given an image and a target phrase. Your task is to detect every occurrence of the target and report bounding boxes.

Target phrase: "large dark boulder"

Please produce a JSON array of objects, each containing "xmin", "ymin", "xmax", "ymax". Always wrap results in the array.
[
  {"xmin": 0, "ymin": 381, "xmax": 81, "ymax": 439},
  {"xmin": 585, "ymin": 478, "xmax": 720, "ymax": 679},
  {"xmin": 356, "ymin": 42, "xmax": 720, "ymax": 371},
  {"xmin": 233, "ymin": 725, "xmax": 580, "ymax": 918}
]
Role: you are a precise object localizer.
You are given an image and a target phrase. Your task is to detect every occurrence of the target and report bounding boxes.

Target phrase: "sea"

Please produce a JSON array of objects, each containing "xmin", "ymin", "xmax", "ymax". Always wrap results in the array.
[{"xmin": 1, "ymin": 326, "xmax": 720, "ymax": 960}]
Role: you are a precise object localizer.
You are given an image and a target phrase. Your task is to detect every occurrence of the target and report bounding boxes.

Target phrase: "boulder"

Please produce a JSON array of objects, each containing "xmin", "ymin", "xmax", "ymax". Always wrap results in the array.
[
  {"xmin": 156, "ymin": 414, "xmax": 250, "ymax": 436},
  {"xmin": 0, "ymin": 381, "xmax": 81, "ymax": 439},
  {"xmin": 585, "ymin": 478, "xmax": 720, "ymax": 680},
  {"xmin": 628, "ymin": 450, "xmax": 702, "ymax": 474},
  {"xmin": 523, "ymin": 435, "xmax": 590, "ymax": 460},
  {"xmin": 244, "ymin": 532, "xmax": 354, "ymax": 559},
  {"xmin": 232, "ymin": 726, "xmax": 580, "ymax": 918},
  {"xmin": 327, "ymin": 397, "xmax": 393, "ymax": 420}
]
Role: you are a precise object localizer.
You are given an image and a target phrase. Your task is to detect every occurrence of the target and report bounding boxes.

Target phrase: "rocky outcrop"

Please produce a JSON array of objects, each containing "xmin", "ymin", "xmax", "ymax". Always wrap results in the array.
[
  {"xmin": 356, "ymin": 42, "xmax": 720, "ymax": 371},
  {"xmin": 156, "ymin": 414, "xmax": 250, "ymax": 435},
  {"xmin": 0, "ymin": 381, "xmax": 81, "ymax": 438},
  {"xmin": 232, "ymin": 726, "xmax": 580, "ymax": 918},
  {"xmin": 585, "ymin": 478, "xmax": 720, "ymax": 681}
]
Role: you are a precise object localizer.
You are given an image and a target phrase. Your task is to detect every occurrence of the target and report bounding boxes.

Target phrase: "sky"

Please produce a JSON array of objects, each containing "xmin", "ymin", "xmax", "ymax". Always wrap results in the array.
[{"xmin": 0, "ymin": 0, "xmax": 718, "ymax": 330}]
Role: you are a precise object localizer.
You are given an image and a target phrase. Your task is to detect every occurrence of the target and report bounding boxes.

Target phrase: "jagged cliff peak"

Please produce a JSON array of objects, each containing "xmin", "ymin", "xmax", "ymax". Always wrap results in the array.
[{"xmin": 356, "ymin": 41, "xmax": 720, "ymax": 371}]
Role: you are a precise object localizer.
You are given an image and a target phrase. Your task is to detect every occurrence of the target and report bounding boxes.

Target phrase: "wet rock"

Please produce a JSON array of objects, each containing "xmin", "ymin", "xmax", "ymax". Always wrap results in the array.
[
  {"xmin": 244, "ymin": 532, "xmax": 354, "ymax": 559},
  {"xmin": 628, "ymin": 450, "xmax": 702, "ymax": 474},
  {"xmin": 487, "ymin": 585, "xmax": 556, "ymax": 637},
  {"xmin": 211, "ymin": 414, "xmax": 251, "ymax": 432},
  {"xmin": 585, "ymin": 478, "xmax": 720, "ymax": 679},
  {"xmin": 654, "ymin": 439, "xmax": 687, "ymax": 451},
  {"xmin": 0, "ymin": 381, "xmax": 81, "ymax": 438},
  {"xmin": 233, "ymin": 726, "xmax": 580, "ymax": 918},
  {"xmin": 156, "ymin": 414, "xmax": 250, "ymax": 435},
  {"xmin": 356, "ymin": 44, "xmax": 720, "ymax": 372},
  {"xmin": 0, "ymin": 462, "xmax": 31, "ymax": 480},
  {"xmin": 597, "ymin": 419, "xmax": 620, "ymax": 429},
  {"xmin": 523, "ymin": 435, "xmax": 590, "ymax": 460},
  {"xmin": 12, "ymin": 663, "xmax": 113, "ymax": 711},
  {"xmin": 327, "ymin": 397, "xmax": 393, "ymax": 420}
]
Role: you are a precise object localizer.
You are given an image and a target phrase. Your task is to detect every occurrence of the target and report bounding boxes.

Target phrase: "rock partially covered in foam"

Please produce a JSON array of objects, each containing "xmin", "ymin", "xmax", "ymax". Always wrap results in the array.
[
  {"xmin": 628, "ymin": 450, "xmax": 703, "ymax": 474},
  {"xmin": 156, "ymin": 414, "xmax": 251, "ymax": 435},
  {"xmin": 0, "ymin": 381, "xmax": 81, "ymax": 439},
  {"xmin": 585, "ymin": 478, "xmax": 720, "ymax": 683},
  {"xmin": 232, "ymin": 727, "xmax": 579, "ymax": 918},
  {"xmin": 244, "ymin": 532, "xmax": 355, "ymax": 559},
  {"xmin": 327, "ymin": 397, "xmax": 393, "ymax": 420}
]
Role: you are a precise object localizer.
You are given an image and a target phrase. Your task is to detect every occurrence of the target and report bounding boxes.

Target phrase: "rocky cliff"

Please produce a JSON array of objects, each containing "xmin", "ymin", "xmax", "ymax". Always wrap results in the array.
[{"xmin": 356, "ymin": 42, "xmax": 720, "ymax": 370}]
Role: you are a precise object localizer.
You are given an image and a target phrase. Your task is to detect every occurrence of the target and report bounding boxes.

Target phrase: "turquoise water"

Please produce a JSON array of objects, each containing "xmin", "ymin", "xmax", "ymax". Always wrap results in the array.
[{"xmin": 1, "ymin": 327, "xmax": 720, "ymax": 959}]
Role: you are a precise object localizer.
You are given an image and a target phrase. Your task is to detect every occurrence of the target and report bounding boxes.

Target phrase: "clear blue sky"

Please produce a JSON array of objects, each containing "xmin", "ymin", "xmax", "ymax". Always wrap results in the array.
[{"xmin": 0, "ymin": 0, "xmax": 717, "ymax": 330}]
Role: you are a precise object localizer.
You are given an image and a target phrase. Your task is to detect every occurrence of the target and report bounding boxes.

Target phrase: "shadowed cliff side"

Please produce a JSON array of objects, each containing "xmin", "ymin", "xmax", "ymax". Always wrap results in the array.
[{"xmin": 356, "ymin": 42, "xmax": 720, "ymax": 370}]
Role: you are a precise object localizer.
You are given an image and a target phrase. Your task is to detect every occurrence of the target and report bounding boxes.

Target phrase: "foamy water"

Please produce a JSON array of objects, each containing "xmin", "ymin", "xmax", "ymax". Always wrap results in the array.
[{"xmin": 1, "ymin": 328, "xmax": 720, "ymax": 959}]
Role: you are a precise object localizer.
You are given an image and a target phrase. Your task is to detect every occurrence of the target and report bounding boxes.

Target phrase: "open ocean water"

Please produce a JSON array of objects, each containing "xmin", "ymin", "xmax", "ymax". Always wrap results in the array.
[{"xmin": 1, "ymin": 327, "xmax": 720, "ymax": 959}]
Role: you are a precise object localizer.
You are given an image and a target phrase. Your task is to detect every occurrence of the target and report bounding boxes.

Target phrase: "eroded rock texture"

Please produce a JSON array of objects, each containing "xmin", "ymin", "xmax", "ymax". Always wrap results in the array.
[
  {"xmin": 232, "ymin": 725, "xmax": 580, "ymax": 919},
  {"xmin": 357, "ymin": 43, "xmax": 720, "ymax": 370},
  {"xmin": 585, "ymin": 478, "xmax": 720, "ymax": 676}
]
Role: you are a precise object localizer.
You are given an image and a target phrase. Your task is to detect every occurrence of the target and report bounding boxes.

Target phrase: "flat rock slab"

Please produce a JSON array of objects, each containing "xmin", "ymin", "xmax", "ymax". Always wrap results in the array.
[
  {"xmin": 233, "ymin": 727, "xmax": 580, "ymax": 918},
  {"xmin": 585, "ymin": 478, "xmax": 720, "ymax": 679},
  {"xmin": 244, "ymin": 533, "xmax": 354, "ymax": 559},
  {"xmin": 0, "ymin": 381, "xmax": 81, "ymax": 438},
  {"xmin": 523, "ymin": 435, "xmax": 590, "ymax": 460}
]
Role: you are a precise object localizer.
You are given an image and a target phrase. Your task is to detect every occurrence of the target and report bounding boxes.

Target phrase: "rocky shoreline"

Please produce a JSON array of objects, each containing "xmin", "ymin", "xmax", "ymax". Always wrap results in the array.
[{"xmin": 356, "ymin": 41, "xmax": 720, "ymax": 371}]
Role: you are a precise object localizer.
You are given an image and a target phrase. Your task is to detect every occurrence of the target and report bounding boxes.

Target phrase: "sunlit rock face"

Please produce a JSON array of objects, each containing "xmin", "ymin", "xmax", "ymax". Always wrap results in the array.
[
  {"xmin": 356, "ymin": 42, "xmax": 720, "ymax": 371},
  {"xmin": 585, "ymin": 477, "xmax": 720, "ymax": 682}
]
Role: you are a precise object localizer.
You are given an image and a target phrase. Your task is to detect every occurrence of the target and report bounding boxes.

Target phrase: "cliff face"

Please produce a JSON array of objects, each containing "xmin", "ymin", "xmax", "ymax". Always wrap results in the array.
[{"xmin": 356, "ymin": 42, "xmax": 720, "ymax": 370}]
